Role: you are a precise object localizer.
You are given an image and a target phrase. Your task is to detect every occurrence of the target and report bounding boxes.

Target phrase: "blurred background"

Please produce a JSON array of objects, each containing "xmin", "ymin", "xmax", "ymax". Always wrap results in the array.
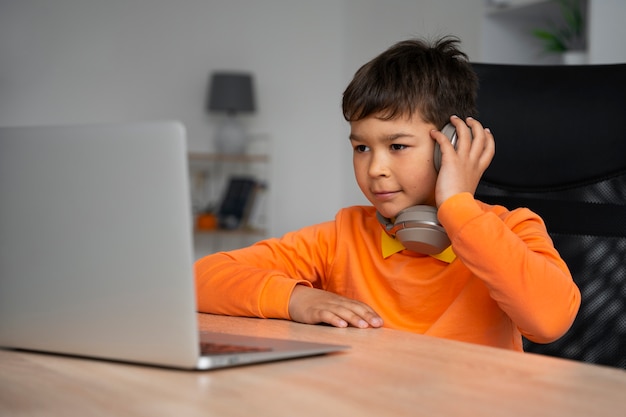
[{"xmin": 1, "ymin": 0, "xmax": 624, "ymax": 241}]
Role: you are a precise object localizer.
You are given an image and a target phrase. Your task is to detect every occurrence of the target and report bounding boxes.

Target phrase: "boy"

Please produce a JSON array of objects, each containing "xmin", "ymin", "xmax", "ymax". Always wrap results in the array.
[{"xmin": 195, "ymin": 36, "xmax": 581, "ymax": 351}]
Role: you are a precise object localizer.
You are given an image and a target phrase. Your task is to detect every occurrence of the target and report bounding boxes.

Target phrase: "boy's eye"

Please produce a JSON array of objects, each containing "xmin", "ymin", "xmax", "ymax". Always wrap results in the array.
[
  {"xmin": 354, "ymin": 144, "xmax": 369, "ymax": 153},
  {"xmin": 391, "ymin": 144, "xmax": 407, "ymax": 151}
]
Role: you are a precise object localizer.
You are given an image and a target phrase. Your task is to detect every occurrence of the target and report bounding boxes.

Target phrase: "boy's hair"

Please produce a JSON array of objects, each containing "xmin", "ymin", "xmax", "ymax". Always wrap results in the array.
[{"xmin": 342, "ymin": 36, "xmax": 478, "ymax": 129}]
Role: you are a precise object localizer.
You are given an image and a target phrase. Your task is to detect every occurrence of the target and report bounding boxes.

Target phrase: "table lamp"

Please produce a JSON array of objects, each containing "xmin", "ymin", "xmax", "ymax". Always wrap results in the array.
[{"xmin": 208, "ymin": 72, "xmax": 256, "ymax": 154}]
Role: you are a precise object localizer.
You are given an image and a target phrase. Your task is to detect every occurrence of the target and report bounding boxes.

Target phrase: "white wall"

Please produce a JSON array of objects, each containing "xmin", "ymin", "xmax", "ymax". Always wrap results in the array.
[
  {"xmin": 588, "ymin": 0, "xmax": 626, "ymax": 64},
  {"xmin": 0, "ymin": 0, "xmax": 483, "ymax": 238}
]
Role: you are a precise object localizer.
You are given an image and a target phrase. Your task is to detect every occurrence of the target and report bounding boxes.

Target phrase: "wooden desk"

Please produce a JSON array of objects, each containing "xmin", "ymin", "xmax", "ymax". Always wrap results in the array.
[{"xmin": 1, "ymin": 314, "xmax": 625, "ymax": 417}]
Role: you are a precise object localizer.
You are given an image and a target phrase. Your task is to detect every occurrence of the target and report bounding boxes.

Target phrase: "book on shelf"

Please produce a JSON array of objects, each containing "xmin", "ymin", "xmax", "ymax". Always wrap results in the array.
[
  {"xmin": 246, "ymin": 181, "xmax": 268, "ymax": 231},
  {"xmin": 217, "ymin": 176, "xmax": 258, "ymax": 230}
]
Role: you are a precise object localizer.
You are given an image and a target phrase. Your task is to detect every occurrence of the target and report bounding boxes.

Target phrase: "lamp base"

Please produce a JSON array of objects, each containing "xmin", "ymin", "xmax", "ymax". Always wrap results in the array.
[{"xmin": 214, "ymin": 116, "xmax": 247, "ymax": 154}]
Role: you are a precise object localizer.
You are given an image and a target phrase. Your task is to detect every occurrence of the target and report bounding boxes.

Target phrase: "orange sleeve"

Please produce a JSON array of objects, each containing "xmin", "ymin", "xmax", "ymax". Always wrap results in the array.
[
  {"xmin": 438, "ymin": 192, "xmax": 581, "ymax": 343},
  {"xmin": 194, "ymin": 221, "xmax": 337, "ymax": 319}
]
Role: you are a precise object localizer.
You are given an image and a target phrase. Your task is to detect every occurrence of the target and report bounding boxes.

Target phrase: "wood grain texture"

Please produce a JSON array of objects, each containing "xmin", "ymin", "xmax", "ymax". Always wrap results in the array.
[{"xmin": 1, "ymin": 313, "xmax": 625, "ymax": 417}]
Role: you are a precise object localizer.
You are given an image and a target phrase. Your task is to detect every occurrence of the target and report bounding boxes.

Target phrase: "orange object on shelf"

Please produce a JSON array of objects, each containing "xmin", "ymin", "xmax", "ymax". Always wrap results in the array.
[{"xmin": 196, "ymin": 213, "xmax": 218, "ymax": 230}]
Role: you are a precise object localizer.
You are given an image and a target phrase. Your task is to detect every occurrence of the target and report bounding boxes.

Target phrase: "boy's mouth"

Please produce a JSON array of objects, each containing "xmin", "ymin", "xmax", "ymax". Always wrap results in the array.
[{"xmin": 372, "ymin": 190, "xmax": 399, "ymax": 201}]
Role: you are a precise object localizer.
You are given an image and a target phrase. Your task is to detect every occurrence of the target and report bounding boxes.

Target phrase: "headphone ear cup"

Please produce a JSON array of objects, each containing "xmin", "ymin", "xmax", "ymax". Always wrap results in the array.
[
  {"xmin": 394, "ymin": 206, "xmax": 450, "ymax": 255},
  {"xmin": 434, "ymin": 123, "xmax": 458, "ymax": 172},
  {"xmin": 433, "ymin": 142, "xmax": 443, "ymax": 173}
]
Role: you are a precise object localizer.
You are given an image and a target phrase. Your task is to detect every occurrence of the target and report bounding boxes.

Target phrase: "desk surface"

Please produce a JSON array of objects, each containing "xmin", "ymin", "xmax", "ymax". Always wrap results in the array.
[{"xmin": 1, "ymin": 314, "xmax": 625, "ymax": 417}]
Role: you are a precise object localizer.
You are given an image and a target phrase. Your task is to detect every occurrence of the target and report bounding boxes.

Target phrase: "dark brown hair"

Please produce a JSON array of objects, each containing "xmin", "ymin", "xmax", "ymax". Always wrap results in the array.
[{"xmin": 342, "ymin": 36, "xmax": 477, "ymax": 128}]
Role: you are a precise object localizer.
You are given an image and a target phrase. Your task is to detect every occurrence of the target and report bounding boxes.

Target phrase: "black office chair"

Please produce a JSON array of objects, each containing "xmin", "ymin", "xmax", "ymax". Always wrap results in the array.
[{"xmin": 471, "ymin": 62, "xmax": 626, "ymax": 369}]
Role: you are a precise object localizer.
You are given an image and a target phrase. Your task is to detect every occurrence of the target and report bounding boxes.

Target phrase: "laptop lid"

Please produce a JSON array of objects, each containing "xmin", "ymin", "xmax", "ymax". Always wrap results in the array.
[
  {"xmin": 0, "ymin": 121, "xmax": 347, "ymax": 369},
  {"xmin": 0, "ymin": 121, "xmax": 205, "ymax": 368}
]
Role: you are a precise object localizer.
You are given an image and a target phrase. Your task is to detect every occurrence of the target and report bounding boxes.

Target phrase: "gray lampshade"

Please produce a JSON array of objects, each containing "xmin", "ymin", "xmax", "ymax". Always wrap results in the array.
[{"xmin": 208, "ymin": 72, "xmax": 255, "ymax": 114}]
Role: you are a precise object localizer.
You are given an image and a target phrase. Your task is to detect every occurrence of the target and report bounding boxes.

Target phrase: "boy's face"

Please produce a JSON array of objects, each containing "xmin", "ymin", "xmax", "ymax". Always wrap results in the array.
[{"xmin": 349, "ymin": 112, "xmax": 438, "ymax": 219}]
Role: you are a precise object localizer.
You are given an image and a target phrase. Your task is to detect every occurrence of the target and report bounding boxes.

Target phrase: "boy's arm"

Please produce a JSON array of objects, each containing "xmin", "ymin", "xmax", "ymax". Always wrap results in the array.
[
  {"xmin": 438, "ymin": 192, "xmax": 581, "ymax": 343},
  {"xmin": 193, "ymin": 223, "xmax": 332, "ymax": 319},
  {"xmin": 194, "ymin": 249, "xmax": 310, "ymax": 319},
  {"xmin": 194, "ymin": 213, "xmax": 383, "ymax": 328}
]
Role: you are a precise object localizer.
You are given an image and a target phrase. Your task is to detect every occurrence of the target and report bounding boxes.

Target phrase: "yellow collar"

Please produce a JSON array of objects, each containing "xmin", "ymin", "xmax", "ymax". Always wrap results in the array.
[{"xmin": 381, "ymin": 230, "xmax": 456, "ymax": 263}]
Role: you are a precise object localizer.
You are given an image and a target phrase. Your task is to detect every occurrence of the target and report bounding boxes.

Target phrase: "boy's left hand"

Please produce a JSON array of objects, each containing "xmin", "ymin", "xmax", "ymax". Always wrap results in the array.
[{"xmin": 431, "ymin": 115, "xmax": 495, "ymax": 207}]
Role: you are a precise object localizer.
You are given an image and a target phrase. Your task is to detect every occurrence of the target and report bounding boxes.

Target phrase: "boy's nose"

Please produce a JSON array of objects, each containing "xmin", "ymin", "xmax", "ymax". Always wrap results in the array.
[{"xmin": 368, "ymin": 153, "xmax": 390, "ymax": 177}]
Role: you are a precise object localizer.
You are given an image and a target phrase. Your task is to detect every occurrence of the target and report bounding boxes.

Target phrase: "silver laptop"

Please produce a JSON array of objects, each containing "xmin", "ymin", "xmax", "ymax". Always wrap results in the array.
[{"xmin": 0, "ymin": 121, "xmax": 347, "ymax": 370}]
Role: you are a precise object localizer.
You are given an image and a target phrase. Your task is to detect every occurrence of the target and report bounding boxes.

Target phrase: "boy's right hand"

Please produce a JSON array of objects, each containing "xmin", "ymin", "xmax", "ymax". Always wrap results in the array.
[{"xmin": 288, "ymin": 285, "xmax": 384, "ymax": 329}]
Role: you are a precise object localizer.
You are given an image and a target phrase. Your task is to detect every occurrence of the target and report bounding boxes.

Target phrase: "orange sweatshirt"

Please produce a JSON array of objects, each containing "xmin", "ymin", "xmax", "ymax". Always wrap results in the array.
[{"xmin": 195, "ymin": 192, "xmax": 581, "ymax": 351}]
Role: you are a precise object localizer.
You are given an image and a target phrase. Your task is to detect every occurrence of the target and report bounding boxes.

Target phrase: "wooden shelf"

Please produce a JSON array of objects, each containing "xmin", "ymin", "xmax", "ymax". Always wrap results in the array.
[
  {"xmin": 194, "ymin": 227, "xmax": 267, "ymax": 236},
  {"xmin": 485, "ymin": 0, "xmax": 551, "ymax": 16},
  {"xmin": 188, "ymin": 152, "xmax": 269, "ymax": 163},
  {"xmin": 189, "ymin": 151, "xmax": 270, "ymax": 254}
]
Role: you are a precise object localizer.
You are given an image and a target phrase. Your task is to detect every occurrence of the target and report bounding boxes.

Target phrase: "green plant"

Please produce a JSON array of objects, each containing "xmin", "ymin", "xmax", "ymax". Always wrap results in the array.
[{"xmin": 532, "ymin": 0, "xmax": 586, "ymax": 52}]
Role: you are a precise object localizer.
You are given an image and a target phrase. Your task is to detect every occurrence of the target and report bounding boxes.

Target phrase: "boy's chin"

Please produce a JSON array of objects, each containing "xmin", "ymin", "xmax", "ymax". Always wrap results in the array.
[
  {"xmin": 376, "ymin": 203, "xmax": 432, "ymax": 219},
  {"xmin": 375, "ymin": 206, "xmax": 402, "ymax": 220}
]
